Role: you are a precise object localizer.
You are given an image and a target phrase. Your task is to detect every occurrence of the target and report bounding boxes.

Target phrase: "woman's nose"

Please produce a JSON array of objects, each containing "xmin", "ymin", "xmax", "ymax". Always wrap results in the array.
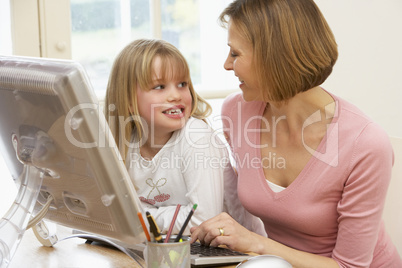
[{"xmin": 223, "ymin": 55, "xmax": 233, "ymax": 71}]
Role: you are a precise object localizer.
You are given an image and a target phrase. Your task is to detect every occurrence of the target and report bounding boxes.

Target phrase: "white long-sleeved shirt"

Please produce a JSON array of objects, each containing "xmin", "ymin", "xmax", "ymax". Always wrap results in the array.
[{"xmin": 126, "ymin": 117, "xmax": 228, "ymax": 235}]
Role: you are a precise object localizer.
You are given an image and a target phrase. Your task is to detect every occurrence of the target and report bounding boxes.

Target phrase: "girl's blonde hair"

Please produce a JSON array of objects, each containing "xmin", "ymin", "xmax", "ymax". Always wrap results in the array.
[
  {"xmin": 219, "ymin": 0, "xmax": 338, "ymax": 102},
  {"xmin": 104, "ymin": 39, "xmax": 211, "ymax": 160}
]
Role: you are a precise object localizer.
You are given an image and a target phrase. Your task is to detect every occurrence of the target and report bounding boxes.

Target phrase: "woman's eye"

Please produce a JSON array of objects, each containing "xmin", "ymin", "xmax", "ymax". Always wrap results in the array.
[
  {"xmin": 230, "ymin": 51, "xmax": 238, "ymax": 57},
  {"xmin": 178, "ymin": 82, "xmax": 188, "ymax": 88}
]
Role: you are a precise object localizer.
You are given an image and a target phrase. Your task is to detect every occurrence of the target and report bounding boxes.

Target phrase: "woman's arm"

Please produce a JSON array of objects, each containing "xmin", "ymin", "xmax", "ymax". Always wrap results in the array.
[
  {"xmin": 190, "ymin": 212, "xmax": 339, "ymax": 268},
  {"xmin": 190, "ymin": 123, "xmax": 394, "ymax": 268},
  {"xmin": 331, "ymin": 123, "xmax": 393, "ymax": 266}
]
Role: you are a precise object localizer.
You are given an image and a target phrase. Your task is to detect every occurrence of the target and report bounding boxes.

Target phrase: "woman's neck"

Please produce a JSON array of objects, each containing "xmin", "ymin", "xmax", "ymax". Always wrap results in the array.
[{"xmin": 264, "ymin": 87, "xmax": 335, "ymax": 137}]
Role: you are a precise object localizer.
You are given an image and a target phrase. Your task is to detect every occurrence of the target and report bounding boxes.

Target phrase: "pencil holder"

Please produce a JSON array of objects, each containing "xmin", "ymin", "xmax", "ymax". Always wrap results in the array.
[{"xmin": 145, "ymin": 237, "xmax": 190, "ymax": 268}]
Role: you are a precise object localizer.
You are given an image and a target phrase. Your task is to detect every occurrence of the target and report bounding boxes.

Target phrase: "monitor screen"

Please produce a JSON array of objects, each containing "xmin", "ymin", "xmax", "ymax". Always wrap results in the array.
[{"xmin": 0, "ymin": 56, "xmax": 145, "ymax": 256}]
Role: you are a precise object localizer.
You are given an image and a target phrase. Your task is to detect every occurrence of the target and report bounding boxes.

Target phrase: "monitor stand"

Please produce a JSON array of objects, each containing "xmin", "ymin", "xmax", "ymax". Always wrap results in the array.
[
  {"xmin": 67, "ymin": 231, "xmax": 146, "ymax": 267},
  {"xmin": 0, "ymin": 166, "xmax": 43, "ymax": 268},
  {"xmin": 0, "ymin": 168, "xmax": 145, "ymax": 268}
]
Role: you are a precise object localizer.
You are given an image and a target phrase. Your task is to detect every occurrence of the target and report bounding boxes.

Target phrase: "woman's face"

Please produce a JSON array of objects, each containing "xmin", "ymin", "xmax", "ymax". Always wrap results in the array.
[{"xmin": 224, "ymin": 21, "xmax": 261, "ymax": 101}]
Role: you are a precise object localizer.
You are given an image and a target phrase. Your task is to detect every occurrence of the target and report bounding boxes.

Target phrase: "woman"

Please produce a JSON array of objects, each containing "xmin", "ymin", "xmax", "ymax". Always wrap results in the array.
[{"xmin": 190, "ymin": 0, "xmax": 402, "ymax": 267}]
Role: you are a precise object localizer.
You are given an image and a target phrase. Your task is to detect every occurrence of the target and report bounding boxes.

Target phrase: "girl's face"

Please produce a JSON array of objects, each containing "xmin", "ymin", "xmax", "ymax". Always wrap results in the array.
[
  {"xmin": 224, "ymin": 21, "xmax": 261, "ymax": 101},
  {"xmin": 136, "ymin": 56, "xmax": 193, "ymax": 140}
]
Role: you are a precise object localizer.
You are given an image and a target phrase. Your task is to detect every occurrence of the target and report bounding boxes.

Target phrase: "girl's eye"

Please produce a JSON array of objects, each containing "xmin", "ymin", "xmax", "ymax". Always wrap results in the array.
[
  {"xmin": 153, "ymin": 85, "xmax": 165, "ymax": 90},
  {"xmin": 178, "ymin": 82, "xmax": 188, "ymax": 88}
]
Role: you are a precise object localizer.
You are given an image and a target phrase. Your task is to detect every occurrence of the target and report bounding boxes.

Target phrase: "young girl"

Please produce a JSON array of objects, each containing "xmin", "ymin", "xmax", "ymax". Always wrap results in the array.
[{"xmin": 104, "ymin": 39, "xmax": 229, "ymax": 235}]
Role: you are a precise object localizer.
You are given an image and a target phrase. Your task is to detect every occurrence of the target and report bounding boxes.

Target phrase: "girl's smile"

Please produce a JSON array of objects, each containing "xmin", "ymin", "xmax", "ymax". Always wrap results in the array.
[{"xmin": 162, "ymin": 105, "xmax": 185, "ymax": 118}]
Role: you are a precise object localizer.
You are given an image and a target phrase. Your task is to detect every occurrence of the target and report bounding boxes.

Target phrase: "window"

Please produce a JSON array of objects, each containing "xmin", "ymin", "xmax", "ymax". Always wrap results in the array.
[
  {"xmin": 70, "ymin": 0, "xmax": 238, "ymax": 99},
  {"xmin": 1, "ymin": 0, "xmax": 235, "ymax": 213},
  {"xmin": 0, "ymin": 0, "xmax": 12, "ymax": 55},
  {"xmin": 6, "ymin": 0, "xmax": 239, "ymax": 99},
  {"xmin": 0, "ymin": 0, "xmax": 16, "ymax": 215}
]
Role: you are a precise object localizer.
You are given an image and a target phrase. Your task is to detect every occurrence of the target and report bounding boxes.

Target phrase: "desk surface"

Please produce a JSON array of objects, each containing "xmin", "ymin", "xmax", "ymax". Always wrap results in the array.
[
  {"xmin": 9, "ymin": 226, "xmax": 141, "ymax": 268},
  {"xmin": 9, "ymin": 226, "xmax": 240, "ymax": 268}
]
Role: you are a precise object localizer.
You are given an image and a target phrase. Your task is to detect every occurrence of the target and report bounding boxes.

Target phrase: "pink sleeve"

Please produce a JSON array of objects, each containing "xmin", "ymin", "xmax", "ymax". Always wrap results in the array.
[{"xmin": 333, "ymin": 123, "xmax": 393, "ymax": 267}]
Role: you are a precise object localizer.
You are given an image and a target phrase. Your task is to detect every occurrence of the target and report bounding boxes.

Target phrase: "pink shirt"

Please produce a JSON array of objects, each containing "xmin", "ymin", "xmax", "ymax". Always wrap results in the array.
[{"xmin": 222, "ymin": 92, "xmax": 402, "ymax": 267}]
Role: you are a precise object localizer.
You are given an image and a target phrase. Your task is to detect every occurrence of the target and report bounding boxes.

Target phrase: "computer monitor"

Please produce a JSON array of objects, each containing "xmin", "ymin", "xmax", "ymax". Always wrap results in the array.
[{"xmin": 0, "ymin": 55, "xmax": 145, "ymax": 265}]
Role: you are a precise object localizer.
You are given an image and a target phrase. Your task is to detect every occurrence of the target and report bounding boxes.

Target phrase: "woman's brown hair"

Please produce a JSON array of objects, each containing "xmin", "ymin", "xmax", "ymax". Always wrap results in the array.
[{"xmin": 219, "ymin": 0, "xmax": 338, "ymax": 102}]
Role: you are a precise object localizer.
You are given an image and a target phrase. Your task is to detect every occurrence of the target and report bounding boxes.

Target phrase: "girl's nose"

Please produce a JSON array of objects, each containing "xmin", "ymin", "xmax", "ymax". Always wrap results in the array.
[{"xmin": 167, "ymin": 86, "xmax": 182, "ymax": 101}]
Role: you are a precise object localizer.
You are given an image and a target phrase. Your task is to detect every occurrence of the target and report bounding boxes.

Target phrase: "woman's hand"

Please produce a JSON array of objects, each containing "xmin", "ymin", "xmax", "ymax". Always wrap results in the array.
[
  {"xmin": 190, "ymin": 212, "xmax": 340, "ymax": 268},
  {"xmin": 190, "ymin": 212, "xmax": 263, "ymax": 253}
]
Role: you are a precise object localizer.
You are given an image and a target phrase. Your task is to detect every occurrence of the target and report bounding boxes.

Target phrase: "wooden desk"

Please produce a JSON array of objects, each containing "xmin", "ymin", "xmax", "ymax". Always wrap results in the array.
[
  {"xmin": 9, "ymin": 226, "xmax": 141, "ymax": 268},
  {"xmin": 9, "ymin": 226, "xmax": 240, "ymax": 268}
]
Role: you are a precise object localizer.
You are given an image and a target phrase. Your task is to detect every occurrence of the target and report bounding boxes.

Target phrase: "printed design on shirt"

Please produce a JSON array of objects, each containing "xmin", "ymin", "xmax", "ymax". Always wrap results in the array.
[{"xmin": 139, "ymin": 178, "xmax": 171, "ymax": 205}]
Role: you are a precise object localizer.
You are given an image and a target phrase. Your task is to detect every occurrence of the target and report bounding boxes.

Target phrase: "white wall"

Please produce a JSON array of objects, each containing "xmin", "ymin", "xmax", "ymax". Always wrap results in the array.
[{"xmin": 315, "ymin": 0, "xmax": 402, "ymax": 137}]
